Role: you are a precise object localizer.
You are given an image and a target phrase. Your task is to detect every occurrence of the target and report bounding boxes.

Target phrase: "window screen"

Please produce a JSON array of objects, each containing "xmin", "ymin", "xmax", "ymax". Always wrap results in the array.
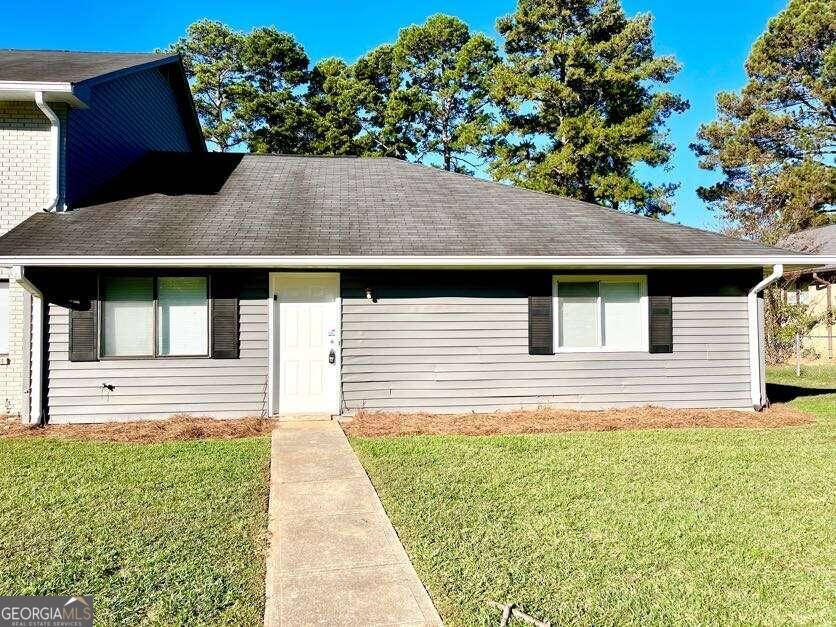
[
  {"xmin": 601, "ymin": 281, "xmax": 642, "ymax": 349},
  {"xmin": 558, "ymin": 282, "xmax": 599, "ymax": 348},
  {"xmin": 101, "ymin": 277, "xmax": 154, "ymax": 357},
  {"xmin": 555, "ymin": 277, "xmax": 646, "ymax": 351},
  {"xmin": 157, "ymin": 277, "xmax": 209, "ymax": 356}
]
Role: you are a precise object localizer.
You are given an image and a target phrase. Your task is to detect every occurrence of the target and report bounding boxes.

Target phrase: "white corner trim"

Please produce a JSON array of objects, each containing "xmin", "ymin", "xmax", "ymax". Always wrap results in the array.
[
  {"xmin": 0, "ymin": 254, "xmax": 833, "ymax": 269},
  {"xmin": 748, "ymin": 264, "xmax": 783, "ymax": 410},
  {"xmin": 10, "ymin": 267, "xmax": 44, "ymax": 425},
  {"xmin": 267, "ymin": 278, "xmax": 276, "ymax": 417}
]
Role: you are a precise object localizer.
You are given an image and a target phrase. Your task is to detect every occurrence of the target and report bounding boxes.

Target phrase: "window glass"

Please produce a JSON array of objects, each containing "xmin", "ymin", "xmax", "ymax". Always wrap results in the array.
[
  {"xmin": 601, "ymin": 281, "xmax": 642, "ymax": 349},
  {"xmin": 0, "ymin": 281, "xmax": 8, "ymax": 354},
  {"xmin": 157, "ymin": 277, "xmax": 208, "ymax": 356},
  {"xmin": 102, "ymin": 277, "xmax": 154, "ymax": 357},
  {"xmin": 558, "ymin": 282, "xmax": 598, "ymax": 347}
]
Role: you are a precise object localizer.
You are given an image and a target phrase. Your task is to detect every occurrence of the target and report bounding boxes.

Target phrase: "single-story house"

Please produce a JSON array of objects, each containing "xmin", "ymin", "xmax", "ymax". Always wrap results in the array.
[{"xmin": 0, "ymin": 150, "xmax": 831, "ymax": 423}]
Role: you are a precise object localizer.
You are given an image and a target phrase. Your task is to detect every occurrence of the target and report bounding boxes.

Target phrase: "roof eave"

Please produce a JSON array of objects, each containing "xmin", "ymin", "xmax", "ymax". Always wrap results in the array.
[
  {"xmin": 0, "ymin": 81, "xmax": 86, "ymax": 107},
  {"xmin": 1, "ymin": 254, "xmax": 832, "ymax": 270}
]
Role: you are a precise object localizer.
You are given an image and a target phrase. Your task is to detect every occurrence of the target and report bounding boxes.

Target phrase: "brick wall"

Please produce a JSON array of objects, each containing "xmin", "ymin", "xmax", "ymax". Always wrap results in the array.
[{"xmin": 0, "ymin": 101, "xmax": 67, "ymax": 417}]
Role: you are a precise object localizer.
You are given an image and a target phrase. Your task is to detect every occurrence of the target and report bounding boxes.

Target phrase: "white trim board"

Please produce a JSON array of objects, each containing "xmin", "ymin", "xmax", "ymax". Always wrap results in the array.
[
  {"xmin": 552, "ymin": 274, "xmax": 649, "ymax": 353},
  {"xmin": 0, "ymin": 82, "xmax": 85, "ymax": 107},
  {"xmin": 1, "ymin": 254, "xmax": 833, "ymax": 269}
]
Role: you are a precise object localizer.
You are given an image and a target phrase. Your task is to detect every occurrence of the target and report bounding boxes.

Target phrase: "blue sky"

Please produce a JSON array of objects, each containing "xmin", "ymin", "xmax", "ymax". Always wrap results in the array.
[{"xmin": 1, "ymin": 0, "xmax": 787, "ymax": 228}]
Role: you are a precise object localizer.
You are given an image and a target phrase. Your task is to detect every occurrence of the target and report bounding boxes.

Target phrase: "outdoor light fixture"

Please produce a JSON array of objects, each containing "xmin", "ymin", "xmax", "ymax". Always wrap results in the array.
[{"xmin": 365, "ymin": 287, "xmax": 373, "ymax": 301}]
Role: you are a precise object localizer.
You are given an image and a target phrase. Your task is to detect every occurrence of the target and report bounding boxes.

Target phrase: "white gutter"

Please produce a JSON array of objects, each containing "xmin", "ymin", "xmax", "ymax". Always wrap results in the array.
[
  {"xmin": 33, "ymin": 91, "xmax": 62, "ymax": 213},
  {"xmin": 10, "ymin": 267, "xmax": 44, "ymax": 426},
  {"xmin": 748, "ymin": 263, "xmax": 783, "ymax": 410},
  {"xmin": 0, "ymin": 255, "xmax": 832, "ymax": 269},
  {"xmin": 0, "ymin": 80, "xmax": 73, "ymax": 92}
]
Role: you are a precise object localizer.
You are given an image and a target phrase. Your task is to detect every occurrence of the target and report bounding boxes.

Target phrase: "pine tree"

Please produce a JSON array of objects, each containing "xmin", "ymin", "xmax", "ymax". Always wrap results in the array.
[
  {"xmin": 692, "ymin": 0, "xmax": 835, "ymax": 243},
  {"xmin": 490, "ymin": 0, "xmax": 688, "ymax": 216},
  {"xmin": 306, "ymin": 58, "xmax": 364, "ymax": 156},
  {"xmin": 236, "ymin": 27, "xmax": 313, "ymax": 154},
  {"xmin": 349, "ymin": 15, "xmax": 499, "ymax": 170},
  {"xmin": 170, "ymin": 20, "xmax": 246, "ymax": 151}
]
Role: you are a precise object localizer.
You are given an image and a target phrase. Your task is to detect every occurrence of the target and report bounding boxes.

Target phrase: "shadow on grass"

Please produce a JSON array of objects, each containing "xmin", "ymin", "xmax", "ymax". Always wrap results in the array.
[{"xmin": 767, "ymin": 383, "xmax": 834, "ymax": 403}]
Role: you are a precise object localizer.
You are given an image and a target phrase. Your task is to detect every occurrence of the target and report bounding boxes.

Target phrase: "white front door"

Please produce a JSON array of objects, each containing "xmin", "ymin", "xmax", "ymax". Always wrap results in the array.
[{"xmin": 270, "ymin": 273, "xmax": 340, "ymax": 415}]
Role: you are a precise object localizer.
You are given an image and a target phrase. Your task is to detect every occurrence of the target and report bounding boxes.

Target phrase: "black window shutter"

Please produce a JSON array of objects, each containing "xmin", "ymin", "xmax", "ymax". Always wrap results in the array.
[
  {"xmin": 528, "ymin": 288, "xmax": 554, "ymax": 355},
  {"xmin": 211, "ymin": 273, "xmax": 240, "ymax": 359},
  {"xmin": 649, "ymin": 295, "xmax": 673, "ymax": 354},
  {"xmin": 68, "ymin": 274, "xmax": 98, "ymax": 362}
]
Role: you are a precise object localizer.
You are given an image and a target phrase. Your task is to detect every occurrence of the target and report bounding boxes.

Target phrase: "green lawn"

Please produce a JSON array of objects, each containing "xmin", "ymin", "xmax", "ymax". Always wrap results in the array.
[
  {"xmin": 351, "ymin": 366, "xmax": 836, "ymax": 626},
  {"xmin": 0, "ymin": 436, "xmax": 270, "ymax": 625},
  {"xmin": 767, "ymin": 363, "xmax": 836, "ymax": 422}
]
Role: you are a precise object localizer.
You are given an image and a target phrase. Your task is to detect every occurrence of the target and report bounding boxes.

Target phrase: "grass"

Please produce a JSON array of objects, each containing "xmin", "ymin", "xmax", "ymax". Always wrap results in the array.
[
  {"xmin": 0, "ymin": 436, "xmax": 270, "ymax": 625},
  {"xmin": 767, "ymin": 363, "xmax": 836, "ymax": 423},
  {"xmin": 350, "ymin": 366, "xmax": 836, "ymax": 626}
]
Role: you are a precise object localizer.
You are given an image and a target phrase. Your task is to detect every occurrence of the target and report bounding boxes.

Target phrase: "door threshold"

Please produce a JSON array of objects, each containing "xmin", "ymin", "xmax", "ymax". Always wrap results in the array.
[{"xmin": 275, "ymin": 413, "xmax": 334, "ymax": 422}]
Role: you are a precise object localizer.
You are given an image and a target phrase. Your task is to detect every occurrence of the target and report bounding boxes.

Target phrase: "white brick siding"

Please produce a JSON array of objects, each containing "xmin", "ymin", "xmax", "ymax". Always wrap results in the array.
[{"xmin": 0, "ymin": 101, "xmax": 66, "ymax": 417}]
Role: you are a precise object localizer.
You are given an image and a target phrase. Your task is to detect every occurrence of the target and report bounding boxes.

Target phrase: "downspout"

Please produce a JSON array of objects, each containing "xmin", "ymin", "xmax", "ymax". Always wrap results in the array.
[
  {"xmin": 748, "ymin": 264, "xmax": 783, "ymax": 410},
  {"xmin": 11, "ymin": 267, "xmax": 44, "ymax": 425},
  {"xmin": 33, "ymin": 91, "xmax": 62, "ymax": 212}
]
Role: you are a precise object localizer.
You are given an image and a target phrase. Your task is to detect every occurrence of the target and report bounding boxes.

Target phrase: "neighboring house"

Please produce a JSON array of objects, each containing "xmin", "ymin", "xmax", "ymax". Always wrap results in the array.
[
  {"xmin": 778, "ymin": 225, "xmax": 836, "ymax": 361},
  {"xmin": 0, "ymin": 50, "xmax": 204, "ymax": 420}
]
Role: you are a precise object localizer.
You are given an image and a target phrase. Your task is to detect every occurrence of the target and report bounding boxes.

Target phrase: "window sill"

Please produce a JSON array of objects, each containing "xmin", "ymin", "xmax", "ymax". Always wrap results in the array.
[
  {"xmin": 98, "ymin": 355, "xmax": 211, "ymax": 361},
  {"xmin": 554, "ymin": 347, "xmax": 648, "ymax": 354}
]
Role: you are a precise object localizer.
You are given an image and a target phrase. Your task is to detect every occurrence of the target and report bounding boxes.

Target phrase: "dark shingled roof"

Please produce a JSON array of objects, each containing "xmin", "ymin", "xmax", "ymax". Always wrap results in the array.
[
  {"xmin": 0, "ymin": 153, "xmax": 796, "ymax": 258},
  {"xmin": 0, "ymin": 50, "xmax": 175, "ymax": 84},
  {"xmin": 778, "ymin": 225, "xmax": 836, "ymax": 276}
]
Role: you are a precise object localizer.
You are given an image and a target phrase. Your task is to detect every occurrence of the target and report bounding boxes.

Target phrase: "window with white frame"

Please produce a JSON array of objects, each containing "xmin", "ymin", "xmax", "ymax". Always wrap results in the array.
[
  {"xmin": 553, "ymin": 275, "xmax": 648, "ymax": 351},
  {"xmin": 0, "ymin": 280, "xmax": 8, "ymax": 355},
  {"xmin": 101, "ymin": 275, "xmax": 209, "ymax": 358}
]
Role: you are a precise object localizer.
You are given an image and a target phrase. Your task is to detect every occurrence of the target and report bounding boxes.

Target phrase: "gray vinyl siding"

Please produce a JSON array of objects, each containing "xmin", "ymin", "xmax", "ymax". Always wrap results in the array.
[
  {"xmin": 44, "ymin": 272, "xmax": 268, "ymax": 423},
  {"xmin": 65, "ymin": 66, "xmax": 195, "ymax": 207},
  {"xmin": 340, "ymin": 271, "xmax": 759, "ymax": 412}
]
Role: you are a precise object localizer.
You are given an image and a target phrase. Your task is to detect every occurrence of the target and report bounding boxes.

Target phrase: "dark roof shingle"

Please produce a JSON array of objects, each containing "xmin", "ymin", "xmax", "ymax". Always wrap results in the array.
[
  {"xmin": 0, "ymin": 153, "xmax": 796, "ymax": 258},
  {"xmin": 0, "ymin": 50, "xmax": 175, "ymax": 84}
]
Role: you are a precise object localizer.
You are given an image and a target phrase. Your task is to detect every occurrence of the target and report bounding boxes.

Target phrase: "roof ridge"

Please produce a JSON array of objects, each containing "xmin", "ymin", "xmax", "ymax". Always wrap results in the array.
[
  {"xmin": 240, "ymin": 153, "xmax": 367, "ymax": 159},
  {"xmin": 0, "ymin": 49, "xmax": 173, "ymax": 56}
]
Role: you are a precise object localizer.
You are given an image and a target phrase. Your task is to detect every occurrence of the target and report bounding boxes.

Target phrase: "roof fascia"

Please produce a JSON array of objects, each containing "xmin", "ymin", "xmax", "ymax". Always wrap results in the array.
[
  {"xmin": 0, "ymin": 255, "xmax": 833, "ymax": 270},
  {"xmin": 0, "ymin": 81, "xmax": 86, "ymax": 107},
  {"xmin": 71, "ymin": 55, "xmax": 179, "ymax": 90}
]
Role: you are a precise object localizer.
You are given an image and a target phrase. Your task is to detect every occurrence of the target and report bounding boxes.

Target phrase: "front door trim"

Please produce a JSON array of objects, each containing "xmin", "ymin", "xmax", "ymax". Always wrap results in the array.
[{"xmin": 268, "ymin": 272, "xmax": 341, "ymax": 416}]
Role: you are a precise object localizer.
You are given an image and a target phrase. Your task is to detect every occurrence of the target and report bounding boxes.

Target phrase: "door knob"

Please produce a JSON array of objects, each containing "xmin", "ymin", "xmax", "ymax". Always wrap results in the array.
[{"xmin": 328, "ymin": 349, "xmax": 336, "ymax": 364}]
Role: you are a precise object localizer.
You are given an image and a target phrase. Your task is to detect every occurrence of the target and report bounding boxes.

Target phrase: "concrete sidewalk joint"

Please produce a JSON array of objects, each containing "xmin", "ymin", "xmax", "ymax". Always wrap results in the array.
[{"xmin": 265, "ymin": 421, "xmax": 443, "ymax": 626}]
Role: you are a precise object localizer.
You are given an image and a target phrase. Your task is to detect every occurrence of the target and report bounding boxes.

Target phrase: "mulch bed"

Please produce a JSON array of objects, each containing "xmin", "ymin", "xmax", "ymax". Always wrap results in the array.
[
  {"xmin": 341, "ymin": 404, "xmax": 813, "ymax": 437},
  {"xmin": 0, "ymin": 404, "xmax": 814, "ymax": 442},
  {"xmin": 0, "ymin": 415, "xmax": 275, "ymax": 443}
]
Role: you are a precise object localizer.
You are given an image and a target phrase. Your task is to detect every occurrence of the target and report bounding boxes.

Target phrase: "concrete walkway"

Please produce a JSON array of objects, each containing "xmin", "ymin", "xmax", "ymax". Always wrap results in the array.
[{"xmin": 265, "ymin": 421, "xmax": 443, "ymax": 626}]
